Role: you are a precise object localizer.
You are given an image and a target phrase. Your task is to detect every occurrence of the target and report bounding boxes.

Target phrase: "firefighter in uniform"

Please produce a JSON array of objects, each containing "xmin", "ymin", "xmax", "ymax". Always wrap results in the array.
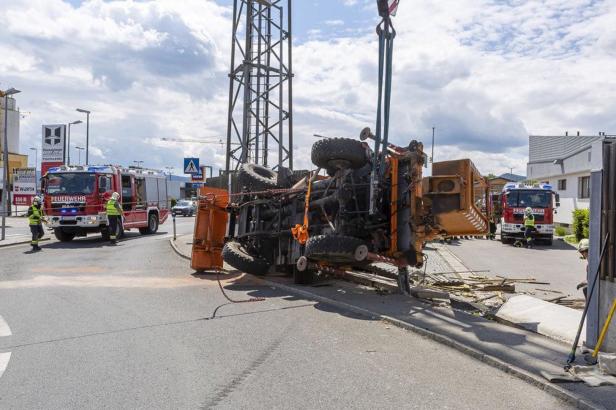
[
  {"xmin": 27, "ymin": 196, "xmax": 45, "ymax": 251},
  {"xmin": 106, "ymin": 192, "xmax": 123, "ymax": 245},
  {"xmin": 523, "ymin": 206, "xmax": 536, "ymax": 248}
]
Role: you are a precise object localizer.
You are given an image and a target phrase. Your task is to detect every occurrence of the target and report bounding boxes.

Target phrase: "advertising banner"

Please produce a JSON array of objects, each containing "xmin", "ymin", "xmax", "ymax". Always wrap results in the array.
[
  {"xmin": 12, "ymin": 167, "xmax": 36, "ymax": 206},
  {"xmin": 41, "ymin": 124, "xmax": 66, "ymax": 174}
]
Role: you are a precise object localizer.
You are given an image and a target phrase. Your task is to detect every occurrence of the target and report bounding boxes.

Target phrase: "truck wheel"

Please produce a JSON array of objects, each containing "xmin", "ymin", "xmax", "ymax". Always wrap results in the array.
[
  {"xmin": 140, "ymin": 213, "xmax": 159, "ymax": 235},
  {"xmin": 222, "ymin": 241, "xmax": 270, "ymax": 276},
  {"xmin": 311, "ymin": 137, "xmax": 368, "ymax": 171},
  {"xmin": 238, "ymin": 163, "xmax": 279, "ymax": 191},
  {"xmin": 54, "ymin": 229, "xmax": 75, "ymax": 242},
  {"xmin": 305, "ymin": 234, "xmax": 368, "ymax": 264},
  {"xmin": 294, "ymin": 268, "xmax": 318, "ymax": 285}
]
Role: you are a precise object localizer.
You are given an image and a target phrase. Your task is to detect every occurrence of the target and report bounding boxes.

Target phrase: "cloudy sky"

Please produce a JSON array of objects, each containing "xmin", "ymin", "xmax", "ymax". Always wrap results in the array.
[{"xmin": 1, "ymin": 0, "xmax": 615, "ymax": 176}]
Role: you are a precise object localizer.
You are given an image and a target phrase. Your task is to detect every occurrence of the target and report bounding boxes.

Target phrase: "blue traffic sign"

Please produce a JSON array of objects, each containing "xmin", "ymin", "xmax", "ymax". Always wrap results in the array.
[{"xmin": 183, "ymin": 158, "xmax": 200, "ymax": 174}]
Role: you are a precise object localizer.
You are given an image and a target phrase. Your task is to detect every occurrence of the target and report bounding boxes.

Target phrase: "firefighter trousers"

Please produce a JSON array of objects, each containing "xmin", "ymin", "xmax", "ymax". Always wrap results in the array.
[
  {"xmin": 30, "ymin": 224, "xmax": 44, "ymax": 246},
  {"xmin": 108, "ymin": 215, "xmax": 121, "ymax": 241},
  {"xmin": 524, "ymin": 226, "xmax": 535, "ymax": 244}
]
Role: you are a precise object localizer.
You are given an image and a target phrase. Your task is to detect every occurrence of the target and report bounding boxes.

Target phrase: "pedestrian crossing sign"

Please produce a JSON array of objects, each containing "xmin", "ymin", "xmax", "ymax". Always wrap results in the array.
[{"xmin": 184, "ymin": 158, "xmax": 200, "ymax": 174}]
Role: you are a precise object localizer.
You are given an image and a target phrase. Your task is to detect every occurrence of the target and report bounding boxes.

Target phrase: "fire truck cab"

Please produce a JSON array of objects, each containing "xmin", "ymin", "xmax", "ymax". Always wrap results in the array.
[
  {"xmin": 43, "ymin": 165, "xmax": 169, "ymax": 242},
  {"xmin": 499, "ymin": 182, "xmax": 560, "ymax": 246}
]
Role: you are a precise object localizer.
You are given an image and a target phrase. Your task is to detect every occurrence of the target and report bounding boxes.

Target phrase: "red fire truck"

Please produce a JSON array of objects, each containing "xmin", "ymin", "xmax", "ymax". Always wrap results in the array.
[
  {"xmin": 499, "ymin": 182, "xmax": 560, "ymax": 246},
  {"xmin": 42, "ymin": 165, "xmax": 169, "ymax": 242}
]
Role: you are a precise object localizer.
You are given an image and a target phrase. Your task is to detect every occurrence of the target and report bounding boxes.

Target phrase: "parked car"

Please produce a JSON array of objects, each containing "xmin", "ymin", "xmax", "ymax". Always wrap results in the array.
[{"xmin": 172, "ymin": 200, "xmax": 196, "ymax": 217}]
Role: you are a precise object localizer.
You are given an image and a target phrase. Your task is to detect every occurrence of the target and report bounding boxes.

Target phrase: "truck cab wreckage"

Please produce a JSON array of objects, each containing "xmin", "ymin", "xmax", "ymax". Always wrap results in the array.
[{"xmin": 191, "ymin": 1, "xmax": 492, "ymax": 294}]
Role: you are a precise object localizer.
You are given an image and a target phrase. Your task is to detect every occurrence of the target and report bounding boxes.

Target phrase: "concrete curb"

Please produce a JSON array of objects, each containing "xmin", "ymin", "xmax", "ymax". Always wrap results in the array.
[
  {"xmin": 0, "ymin": 237, "xmax": 50, "ymax": 249},
  {"xmin": 168, "ymin": 239, "xmax": 599, "ymax": 410},
  {"xmin": 169, "ymin": 238, "xmax": 191, "ymax": 261}
]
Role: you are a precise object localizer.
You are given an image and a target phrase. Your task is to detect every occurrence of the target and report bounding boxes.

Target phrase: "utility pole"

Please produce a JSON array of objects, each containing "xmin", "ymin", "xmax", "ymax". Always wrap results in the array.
[
  {"xmin": 2, "ymin": 87, "xmax": 21, "ymax": 241},
  {"xmin": 431, "ymin": 126, "xmax": 435, "ymax": 171}
]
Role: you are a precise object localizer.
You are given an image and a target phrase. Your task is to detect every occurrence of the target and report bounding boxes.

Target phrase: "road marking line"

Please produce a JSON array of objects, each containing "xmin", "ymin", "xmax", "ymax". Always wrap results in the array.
[
  {"xmin": 0, "ymin": 315, "xmax": 11, "ymax": 337},
  {"xmin": 0, "ymin": 353, "xmax": 11, "ymax": 378}
]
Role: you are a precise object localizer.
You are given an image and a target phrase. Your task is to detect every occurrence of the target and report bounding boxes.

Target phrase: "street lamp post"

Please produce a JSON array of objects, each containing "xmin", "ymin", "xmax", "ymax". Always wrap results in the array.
[
  {"xmin": 431, "ymin": 126, "xmax": 436, "ymax": 172},
  {"xmin": 76, "ymin": 108, "xmax": 90, "ymax": 165},
  {"xmin": 165, "ymin": 166, "xmax": 174, "ymax": 180},
  {"xmin": 29, "ymin": 147, "xmax": 38, "ymax": 171},
  {"xmin": 2, "ymin": 88, "xmax": 21, "ymax": 241},
  {"xmin": 75, "ymin": 146, "xmax": 84, "ymax": 165},
  {"xmin": 67, "ymin": 120, "xmax": 82, "ymax": 165}
]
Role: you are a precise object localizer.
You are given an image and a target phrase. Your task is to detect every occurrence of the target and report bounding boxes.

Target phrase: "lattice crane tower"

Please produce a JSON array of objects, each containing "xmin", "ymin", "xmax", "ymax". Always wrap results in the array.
[{"xmin": 224, "ymin": 0, "xmax": 294, "ymax": 173}]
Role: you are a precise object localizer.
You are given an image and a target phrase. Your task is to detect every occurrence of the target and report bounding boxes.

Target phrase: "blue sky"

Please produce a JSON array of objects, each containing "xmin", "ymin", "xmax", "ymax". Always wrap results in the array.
[{"xmin": 1, "ymin": 0, "xmax": 615, "ymax": 176}]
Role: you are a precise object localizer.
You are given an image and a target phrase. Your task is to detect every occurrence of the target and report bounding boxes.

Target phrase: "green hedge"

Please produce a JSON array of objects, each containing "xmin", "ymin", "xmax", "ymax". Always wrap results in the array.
[
  {"xmin": 572, "ymin": 209, "xmax": 590, "ymax": 241},
  {"xmin": 555, "ymin": 226, "xmax": 568, "ymax": 237}
]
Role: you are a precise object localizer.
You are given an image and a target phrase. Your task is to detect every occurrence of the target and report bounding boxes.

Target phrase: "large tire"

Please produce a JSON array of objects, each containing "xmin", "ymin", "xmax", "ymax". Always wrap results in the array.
[
  {"xmin": 222, "ymin": 241, "xmax": 270, "ymax": 276},
  {"xmin": 305, "ymin": 234, "xmax": 368, "ymax": 264},
  {"xmin": 238, "ymin": 163, "xmax": 279, "ymax": 191},
  {"xmin": 54, "ymin": 229, "xmax": 75, "ymax": 242},
  {"xmin": 294, "ymin": 268, "xmax": 318, "ymax": 285},
  {"xmin": 140, "ymin": 213, "xmax": 159, "ymax": 235},
  {"xmin": 311, "ymin": 138, "xmax": 368, "ymax": 171}
]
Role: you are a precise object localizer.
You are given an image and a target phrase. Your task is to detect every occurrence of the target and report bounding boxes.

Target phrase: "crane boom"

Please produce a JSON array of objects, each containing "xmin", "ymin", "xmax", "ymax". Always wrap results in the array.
[{"xmin": 160, "ymin": 137, "xmax": 225, "ymax": 145}]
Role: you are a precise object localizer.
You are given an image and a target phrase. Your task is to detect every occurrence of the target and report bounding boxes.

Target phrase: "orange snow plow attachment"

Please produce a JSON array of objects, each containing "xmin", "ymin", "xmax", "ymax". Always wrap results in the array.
[
  {"xmin": 422, "ymin": 159, "xmax": 490, "ymax": 237},
  {"xmin": 191, "ymin": 186, "xmax": 229, "ymax": 272}
]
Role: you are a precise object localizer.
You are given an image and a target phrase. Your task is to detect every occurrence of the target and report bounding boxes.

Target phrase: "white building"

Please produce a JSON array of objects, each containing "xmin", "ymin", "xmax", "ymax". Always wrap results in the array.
[
  {"xmin": 0, "ymin": 96, "xmax": 21, "ymax": 154},
  {"xmin": 527, "ymin": 133, "xmax": 615, "ymax": 226}
]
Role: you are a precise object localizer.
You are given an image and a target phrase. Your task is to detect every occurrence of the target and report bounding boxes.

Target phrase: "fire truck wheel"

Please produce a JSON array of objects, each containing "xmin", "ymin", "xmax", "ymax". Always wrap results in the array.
[
  {"xmin": 222, "ymin": 241, "xmax": 270, "ymax": 276},
  {"xmin": 305, "ymin": 234, "xmax": 368, "ymax": 264},
  {"xmin": 238, "ymin": 163, "xmax": 279, "ymax": 191},
  {"xmin": 140, "ymin": 213, "xmax": 159, "ymax": 235},
  {"xmin": 54, "ymin": 229, "xmax": 75, "ymax": 242},
  {"xmin": 311, "ymin": 137, "xmax": 368, "ymax": 171}
]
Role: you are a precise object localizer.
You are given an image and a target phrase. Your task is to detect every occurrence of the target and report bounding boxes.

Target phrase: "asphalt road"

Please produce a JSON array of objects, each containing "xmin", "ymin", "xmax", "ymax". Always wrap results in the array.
[
  {"xmin": 444, "ymin": 236, "xmax": 587, "ymax": 298},
  {"xmin": 0, "ymin": 217, "xmax": 571, "ymax": 409}
]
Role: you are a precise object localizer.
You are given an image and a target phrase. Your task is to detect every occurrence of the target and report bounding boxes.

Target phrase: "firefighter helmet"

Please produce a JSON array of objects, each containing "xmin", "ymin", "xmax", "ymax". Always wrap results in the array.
[
  {"xmin": 32, "ymin": 196, "xmax": 41, "ymax": 204},
  {"xmin": 111, "ymin": 192, "xmax": 120, "ymax": 201},
  {"xmin": 578, "ymin": 239, "xmax": 589, "ymax": 253},
  {"xmin": 525, "ymin": 207, "xmax": 532, "ymax": 215}
]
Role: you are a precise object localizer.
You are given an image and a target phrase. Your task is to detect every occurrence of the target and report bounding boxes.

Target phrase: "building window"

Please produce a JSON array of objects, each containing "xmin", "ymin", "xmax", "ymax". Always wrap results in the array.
[
  {"xmin": 578, "ymin": 176, "xmax": 590, "ymax": 199},
  {"xmin": 558, "ymin": 179, "xmax": 567, "ymax": 191}
]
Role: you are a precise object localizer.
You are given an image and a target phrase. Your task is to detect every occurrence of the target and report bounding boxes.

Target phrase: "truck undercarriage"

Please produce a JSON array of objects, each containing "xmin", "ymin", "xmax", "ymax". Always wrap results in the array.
[{"xmin": 212, "ymin": 130, "xmax": 491, "ymax": 293}]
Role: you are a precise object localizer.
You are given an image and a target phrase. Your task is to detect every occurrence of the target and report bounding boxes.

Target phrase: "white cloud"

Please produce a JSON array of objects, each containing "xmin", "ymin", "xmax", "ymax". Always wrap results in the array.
[{"xmin": 1, "ymin": 0, "xmax": 615, "ymax": 178}]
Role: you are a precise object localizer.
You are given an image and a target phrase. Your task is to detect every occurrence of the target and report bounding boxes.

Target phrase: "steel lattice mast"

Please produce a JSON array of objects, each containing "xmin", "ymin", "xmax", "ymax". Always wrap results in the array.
[{"xmin": 225, "ymin": 0, "xmax": 293, "ymax": 174}]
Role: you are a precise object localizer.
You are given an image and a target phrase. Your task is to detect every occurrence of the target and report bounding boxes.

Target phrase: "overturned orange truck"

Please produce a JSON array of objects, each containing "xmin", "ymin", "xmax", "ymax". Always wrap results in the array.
[{"xmin": 192, "ymin": 128, "xmax": 490, "ymax": 294}]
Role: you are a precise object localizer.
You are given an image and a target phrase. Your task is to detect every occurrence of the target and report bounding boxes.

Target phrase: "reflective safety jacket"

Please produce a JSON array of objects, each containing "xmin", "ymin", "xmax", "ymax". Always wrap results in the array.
[
  {"xmin": 27, "ymin": 205, "xmax": 43, "ymax": 226},
  {"xmin": 524, "ymin": 214, "xmax": 535, "ymax": 227},
  {"xmin": 106, "ymin": 199, "xmax": 123, "ymax": 216}
]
